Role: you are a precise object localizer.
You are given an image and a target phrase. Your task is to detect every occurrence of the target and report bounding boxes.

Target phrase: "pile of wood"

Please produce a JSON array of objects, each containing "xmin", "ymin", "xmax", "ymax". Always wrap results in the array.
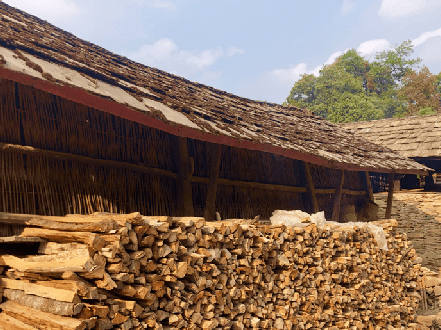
[{"xmin": 0, "ymin": 212, "xmax": 421, "ymax": 330}]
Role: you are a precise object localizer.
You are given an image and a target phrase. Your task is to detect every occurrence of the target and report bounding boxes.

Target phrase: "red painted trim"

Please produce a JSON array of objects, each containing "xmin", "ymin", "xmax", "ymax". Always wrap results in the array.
[{"xmin": 0, "ymin": 67, "xmax": 428, "ymax": 175}]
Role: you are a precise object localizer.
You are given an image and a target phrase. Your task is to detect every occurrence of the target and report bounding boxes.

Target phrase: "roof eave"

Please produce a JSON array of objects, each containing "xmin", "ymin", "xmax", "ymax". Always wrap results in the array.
[{"xmin": 0, "ymin": 66, "xmax": 430, "ymax": 176}]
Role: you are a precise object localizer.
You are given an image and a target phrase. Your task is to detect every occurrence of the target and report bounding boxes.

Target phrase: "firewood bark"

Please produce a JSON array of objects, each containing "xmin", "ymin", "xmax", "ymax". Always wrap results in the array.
[{"xmin": 0, "ymin": 301, "xmax": 87, "ymax": 330}]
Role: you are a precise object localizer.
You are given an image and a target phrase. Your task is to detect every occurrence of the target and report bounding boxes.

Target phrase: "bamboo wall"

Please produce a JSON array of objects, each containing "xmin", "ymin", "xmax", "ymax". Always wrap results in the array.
[{"xmin": 0, "ymin": 78, "xmax": 366, "ymax": 219}]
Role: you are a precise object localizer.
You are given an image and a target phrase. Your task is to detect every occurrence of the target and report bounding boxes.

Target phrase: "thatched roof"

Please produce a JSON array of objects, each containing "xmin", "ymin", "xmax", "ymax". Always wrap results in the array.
[
  {"xmin": 342, "ymin": 114, "xmax": 441, "ymax": 159},
  {"xmin": 0, "ymin": 3, "xmax": 430, "ymax": 175}
]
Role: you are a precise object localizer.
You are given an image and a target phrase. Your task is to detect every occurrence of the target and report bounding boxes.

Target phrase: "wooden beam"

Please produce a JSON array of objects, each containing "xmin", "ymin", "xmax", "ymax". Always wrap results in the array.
[
  {"xmin": 302, "ymin": 162, "xmax": 319, "ymax": 213},
  {"xmin": 385, "ymin": 173, "xmax": 395, "ymax": 219},
  {"xmin": 0, "ymin": 142, "xmax": 178, "ymax": 179},
  {"xmin": 191, "ymin": 176, "xmax": 307, "ymax": 193},
  {"xmin": 203, "ymin": 143, "xmax": 222, "ymax": 221},
  {"xmin": 332, "ymin": 170, "xmax": 345, "ymax": 222},
  {"xmin": 177, "ymin": 137, "xmax": 194, "ymax": 216}
]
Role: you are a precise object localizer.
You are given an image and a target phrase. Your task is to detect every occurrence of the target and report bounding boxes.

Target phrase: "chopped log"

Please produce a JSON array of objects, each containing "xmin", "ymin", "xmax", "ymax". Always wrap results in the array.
[
  {"xmin": 3, "ymin": 289, "xmax": 84, "ymax": 316},
  {"xmin": 0, "ymin": 236, "xmax": 46, "ymax": 243},
  {"xmin": 26, "ymin": 218, "xmax": 119, "ymax": 233},
  {"xmin": 0, "ymin": 312, "xmax": 39, "ymax": 330},
  {"xmin": 38, "ymin": 242, "xmax": 90, "ymax": 255},
  {"xmin": 0, "ymin": 278, "xmax": 80, "ymax": 303},
  {"xmin": 20, "ymin": 228, "xmax": 105, "ymax": 250},
  {"xmin": 0, "ymin": 300, "xmax": 86, "ymax": 330},
  {"xmin": 0, "ymin": 212, "xmax": 142, "ymax": 227},
  {"xmin": 0, "ymin": 250, "xmax": 95, "ymax": 273}
]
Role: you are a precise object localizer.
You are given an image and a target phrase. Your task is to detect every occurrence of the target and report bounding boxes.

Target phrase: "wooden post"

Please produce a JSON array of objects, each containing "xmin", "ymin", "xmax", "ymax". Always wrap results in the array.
[
  {"xmin": 203, "ymin": 143, "xmax": 222, "ymax": 221},
  {"xmin": 302, "ymin": 162, "xmax": 319, "ymax": 213},
  {"xmin": 177, "ymin": 137, "xmax": 194, "ymax": 216},
  {"xmin": 332, "ymin": 170, "xmax": 345, "ymax": 222},
  {"xmin": 385, "ymin": 173, "xmax": 395, "ymax": 219},
  {"xmin": 360, "ymin": 171, "xmax": 374, "ymax": 202}
]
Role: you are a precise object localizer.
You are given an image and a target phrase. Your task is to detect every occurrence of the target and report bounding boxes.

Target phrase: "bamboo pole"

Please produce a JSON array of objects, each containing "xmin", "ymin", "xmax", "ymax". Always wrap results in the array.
[
  {"xmin": 0, "ymin": 143, "xmax": 178, "ymax": 179},
  {"xmin": 385, "ymin": 173, "xmax": 395, "ymax": 219},
  {"xmin": 332, "ymin": 170, "xmax": 345, "ymax": 222},
  {"xmin": 203, "ymin": 143, "xmax": 222, "ymax": 221}
]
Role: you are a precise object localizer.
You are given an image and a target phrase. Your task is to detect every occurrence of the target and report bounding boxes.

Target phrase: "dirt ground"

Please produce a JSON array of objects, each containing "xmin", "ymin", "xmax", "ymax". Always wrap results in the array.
[{"xmin": 375, "ymin": 190, "xmax": 441, "ymax": 273}]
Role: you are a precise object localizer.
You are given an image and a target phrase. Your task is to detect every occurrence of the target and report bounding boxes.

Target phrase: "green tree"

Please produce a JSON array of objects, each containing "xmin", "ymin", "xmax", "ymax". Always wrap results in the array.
[{"xmin": 285, "ymin": 40, "xmax": 421, "ymax": 123}]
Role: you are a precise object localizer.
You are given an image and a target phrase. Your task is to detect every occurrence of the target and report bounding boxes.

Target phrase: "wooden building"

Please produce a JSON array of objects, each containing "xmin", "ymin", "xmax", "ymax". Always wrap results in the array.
[
  {"xmin": 0, "ymin": 3, "xmax": 430, "ymax": 224},
  {"xmin": 343, "ymin": 115, "xmax": 440, "ymax": 190}
]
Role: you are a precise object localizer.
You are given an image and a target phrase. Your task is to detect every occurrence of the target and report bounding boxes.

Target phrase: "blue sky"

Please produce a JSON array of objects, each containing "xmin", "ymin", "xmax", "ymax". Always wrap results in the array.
[{"xmin": 4, "ymin": 0, "xmax": 441, "ymax": 104}]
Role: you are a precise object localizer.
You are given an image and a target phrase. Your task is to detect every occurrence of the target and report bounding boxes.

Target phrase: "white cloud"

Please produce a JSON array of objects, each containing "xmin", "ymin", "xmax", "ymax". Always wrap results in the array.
[
  {"xmin": 4, "ymin": 0, "xmax": 81, "ymax": 20},
  {"xmin": 357, "ymin": 39, "xmax": 391, "ymax": 56},
  {"xmin": 413, "ymin": 27, "xmax": 441, "ymax": 46},
  {"xmin": 341, "ymin": 0, "xmax": 355, "ymax": 15},
  {"xmin": 125, "ymin": 38, "xmax": 243, "ymax": 78},
  {"xmin": 378, "ymin": 0, "xmax": 441, "ymax": 18},
  {"xmin": 226, "ymin": 46, "xmax": 245, "ymax": 57}
]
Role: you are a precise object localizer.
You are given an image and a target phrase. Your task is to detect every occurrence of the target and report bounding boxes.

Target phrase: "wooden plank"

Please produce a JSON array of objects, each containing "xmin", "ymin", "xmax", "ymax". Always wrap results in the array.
[
  {"xmin": 302, "ymin": 162, "xmax": 319, "ymax": 213},
  {"xmin": 177, "ymin": 137, "xmax": 194, "ymax": 216},
  {"xmin": 0, "ymin": 278, "xmax": 80, "ymax": 303},
  {"xmin": 203, "ymin": 143, "xmax": 222, "ymax": 221},
  {"xmin": 385, "ymin": 173, "xmax": 395, "ymax": 219},
  {"xmin": 0, "ymin": 300, "xmax": 86, "ymax": 329},
  {"xmin": 332, "ymin": 170, "xmax": 345, "ymax": 222},
  {"xmin": 20, "ymin": 228, "xmax": 105, "ymax": 250}
]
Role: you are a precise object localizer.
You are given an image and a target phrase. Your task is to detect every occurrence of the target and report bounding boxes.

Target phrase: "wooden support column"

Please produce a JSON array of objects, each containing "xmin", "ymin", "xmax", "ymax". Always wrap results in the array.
[
  {"xmin": 203, "ymin": 143, "xmax": 222, "ymax": 221},
  {"xmin": 177, "ymin": 137, "xmax": 194, "ymax": 216},
  {"xmin": 302, "ymin": 161, "xmax": 319, "ymax": 213},
  {"xmin": 359, "ymin": 171, "xmax": 374, "ymax": 202},
  {"xmin": 332, "ymin": 170, "xmax": 345, "ymax": 222},
  {"xmin": 385, "ymin": 173, "xmax": 395, "ymax": 219}
]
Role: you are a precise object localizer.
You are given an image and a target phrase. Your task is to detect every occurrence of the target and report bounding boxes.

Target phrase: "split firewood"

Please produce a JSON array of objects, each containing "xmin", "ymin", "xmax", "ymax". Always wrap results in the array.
[
  {"xmin": 0, "ymin": 300, "xmax": 87, "ymax": 330},
  {"xmin": 20, "ymin": 228, "xmax": 105, "ymax": 250}
]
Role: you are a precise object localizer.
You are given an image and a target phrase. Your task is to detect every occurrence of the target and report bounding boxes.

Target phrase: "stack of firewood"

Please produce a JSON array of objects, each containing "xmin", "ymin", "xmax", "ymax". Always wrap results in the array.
[{"xmin": 0, "ymin": 212, "xmax": 421, "ymax": 329}]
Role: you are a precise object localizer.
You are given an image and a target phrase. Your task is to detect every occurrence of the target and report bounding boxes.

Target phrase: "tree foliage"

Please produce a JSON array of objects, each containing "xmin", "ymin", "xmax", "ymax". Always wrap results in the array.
[
  {"xmin": 284, "ymin": 40, "xmax": 440, "ymax": 123},
  {"xmin": 397, "ymin": 66, "xmax": 440, "ymax": 116}
]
